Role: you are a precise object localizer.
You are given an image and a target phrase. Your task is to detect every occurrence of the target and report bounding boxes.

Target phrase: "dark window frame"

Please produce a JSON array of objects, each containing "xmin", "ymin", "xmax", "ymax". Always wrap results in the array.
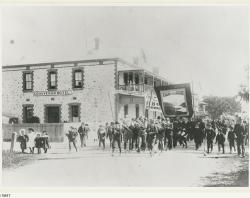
[
  {"xmin": 44, "ymin": 104, "xmax": 62, "ymax": 123},
  {"xmin": 68, "ymin": 103, "xmax": 81, "ymax": 122},
  {"xmin": 124, "ymin": 104, "xmax": 128, "ymax": 118},
  {"xmin": 22, "ymin": 104, "xmax": 34, "ymax": 123},
  {"xmin": 22, "ymin": 71, "xmax": 34, "ymax": 92},
  {"xmin": 136, "ymin": 104, "xmax": 140, "ymax": 118},
  {"xmin": 47, "ymin": 69, "xmax": 58, "ymax": 90},
  {"xmin": 72, "ymin": 68, "xmax": 84, "ymax": 89}
]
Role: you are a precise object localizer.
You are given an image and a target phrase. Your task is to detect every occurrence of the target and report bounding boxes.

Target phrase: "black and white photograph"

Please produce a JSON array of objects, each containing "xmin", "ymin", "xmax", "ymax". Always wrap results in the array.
[{"xmin": 1, "ymin": 4, "xmax": 249, "ymax": 190}]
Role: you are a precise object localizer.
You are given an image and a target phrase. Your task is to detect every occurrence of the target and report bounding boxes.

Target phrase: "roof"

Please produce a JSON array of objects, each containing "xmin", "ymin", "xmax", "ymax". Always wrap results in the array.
[{"xmin": 2, "ymin": 57, "xmax": 169, "ymax": 83}]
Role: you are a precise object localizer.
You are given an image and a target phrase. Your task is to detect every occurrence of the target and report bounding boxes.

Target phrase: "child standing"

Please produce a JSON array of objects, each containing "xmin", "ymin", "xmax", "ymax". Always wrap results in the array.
[
  {"xmin": 17, "ymin": 129, "xmax": 29, "ymax": 153},
  {"xmin": 215, "ymin": 130, "xmax": 226, "ymax": 154}
]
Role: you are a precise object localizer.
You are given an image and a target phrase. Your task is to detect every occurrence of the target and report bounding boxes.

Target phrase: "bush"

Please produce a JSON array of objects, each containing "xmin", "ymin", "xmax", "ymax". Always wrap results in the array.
[
  {"xmin": 29, "ymin": 116, "xmax": 40, "ymax": 123},
  {"xmin": 9, "ymin": 117, "xmax": 18, "ymax": 124}
]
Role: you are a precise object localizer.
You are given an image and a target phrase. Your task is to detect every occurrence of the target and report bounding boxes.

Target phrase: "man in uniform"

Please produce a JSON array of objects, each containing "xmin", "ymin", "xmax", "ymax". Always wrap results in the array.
[
  {"xmin": 204, "ymin": 123, "xmax": 216, "ymax": 154},
  {"xmin": 234, "ymin": 118, "xmax": 246, "ymax": 157},
  {"xmin": 112, "ymin": 121, "xmax": 122, "ymax": 156},
  {"xmin": 97, "ymin": 125, "xmax": 106, "ymax": 150},
  {"xmin": 165, "ymin": 118, "xmax": 173, "ymax": 150},
  {"xmin": 106, "ymin": 122, "xmax": 114, "ymax": 148},
  {"xmin": 227, "ymin": 125, "xmax": 236, "ymax": 154},
  {"xmin": 215, "ymin": 129, "xmax": 226, "ymax": 154},
  {"xmin": 146, "ymin": 119, "xmax": 158, "ymax": 156},
  {"xmin": 78, "ymin": 122, "xmax": 85, "ymax": 148}
]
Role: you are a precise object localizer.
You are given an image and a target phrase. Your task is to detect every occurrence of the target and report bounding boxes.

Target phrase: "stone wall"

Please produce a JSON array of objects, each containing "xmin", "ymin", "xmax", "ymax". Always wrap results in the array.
[{"xmin": 2, "ymin": 61, "xmax": 116, "ymax": 124}]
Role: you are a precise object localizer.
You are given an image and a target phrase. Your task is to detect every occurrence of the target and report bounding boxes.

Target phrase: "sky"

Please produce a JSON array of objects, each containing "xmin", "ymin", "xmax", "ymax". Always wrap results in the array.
[{"xmin": 1, "ymin": 6, "xmax": 249, "ymax": 97}]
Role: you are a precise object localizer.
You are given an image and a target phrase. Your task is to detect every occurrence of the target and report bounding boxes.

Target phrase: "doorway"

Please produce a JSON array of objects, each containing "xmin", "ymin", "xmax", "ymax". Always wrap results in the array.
[{"xmin": 45, "ymin": 105, "xmax": 61, "ymax": 123}]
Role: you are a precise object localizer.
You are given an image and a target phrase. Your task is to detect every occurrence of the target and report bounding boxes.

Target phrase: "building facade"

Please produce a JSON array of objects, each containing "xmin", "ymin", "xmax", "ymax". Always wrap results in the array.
[{"xmin": 2, "ymin": 58, "xmax": 169, "ymax": 124}]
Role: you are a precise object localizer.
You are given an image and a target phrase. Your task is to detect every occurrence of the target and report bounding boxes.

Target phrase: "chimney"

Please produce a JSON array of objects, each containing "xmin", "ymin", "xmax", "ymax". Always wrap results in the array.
[{"xmin": 152, "ymin": 67, "xmax": 159, "ymax": 75}]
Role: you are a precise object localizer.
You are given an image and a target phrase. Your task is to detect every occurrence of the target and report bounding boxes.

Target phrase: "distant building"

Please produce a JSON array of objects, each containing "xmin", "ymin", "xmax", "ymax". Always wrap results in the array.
[{"xmin": 2, "ymin": 58, "xmax": 169, "ymax": 124}]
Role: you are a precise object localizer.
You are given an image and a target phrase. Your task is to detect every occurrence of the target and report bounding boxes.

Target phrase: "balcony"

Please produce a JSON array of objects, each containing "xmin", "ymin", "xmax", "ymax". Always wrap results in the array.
[{"xmin": 118, "ymin": 83, "xmax": 144, "ymax": 92}]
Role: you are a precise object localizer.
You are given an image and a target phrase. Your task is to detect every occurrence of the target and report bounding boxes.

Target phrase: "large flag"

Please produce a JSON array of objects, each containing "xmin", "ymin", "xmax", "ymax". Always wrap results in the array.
[{"xmin": 154, "ymin": 83, "xmax": 193, "ymax": 118}]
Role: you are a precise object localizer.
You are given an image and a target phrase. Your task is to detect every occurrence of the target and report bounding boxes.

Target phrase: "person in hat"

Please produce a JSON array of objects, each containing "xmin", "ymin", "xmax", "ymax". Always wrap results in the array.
[
  {"xmin": 122, "ymin": 119, "xmax": 133, "ymax": 152},
  {"xmin": 146, "ymin": 119, "xmax": 158, "ymax": 156},
  {"xmin": 164, "ymin": 118, "xmax": 173, "ymax": 150},
  {"xmin": 78, "ymin": 122, "xmax": 86, "ymax": 148},
  {"xmin": 204, "ymin": 123, "xmax": 216, "ymax": 154},
  {"xmin": 215, "ymin": 129, "xmax": 226, "ymax": 154},
  {"xmin": 106, "ymin": 122, "xmax": 114, "ymax": 148},
  {"xmin": 97, "ymin": 124, "xmax": 106, "ymax": 150},
  {"xmin": 111, "ymin": 121, "xmax": 122, "ymax": 156},
  {"xmin": 66, "ymin": 126, "xmax": 78, "ymax": 152},
  {"xmin": 41, "ymin": 131, "xmax": 50, "ymax": 153},
  {"xmin": 233, "ymin": 118, "xmax": 246, "ymax": 157},
  {"xmin": 17, "ymin": 129, "xmax": 29, "ymax": 153},
  {"xmin": 34, "ymin": 133, "xmax": 44, "ymax": 154},
  {"xmin": 227, "ymin": 125, "xmax": 236, "ymax": 154}
]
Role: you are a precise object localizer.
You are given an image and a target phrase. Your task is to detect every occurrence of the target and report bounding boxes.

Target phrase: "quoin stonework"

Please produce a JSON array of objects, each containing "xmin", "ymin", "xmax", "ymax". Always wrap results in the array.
[{"xmin": 2, "ymin": 58, "xmax": 169, "ymax": 124}]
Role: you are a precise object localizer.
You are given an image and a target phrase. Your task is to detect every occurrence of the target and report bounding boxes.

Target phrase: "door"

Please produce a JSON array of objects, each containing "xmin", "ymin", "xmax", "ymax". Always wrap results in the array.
[{"xmin": 47, "ymin": 106, "xmax": 60, "ymax": 123}]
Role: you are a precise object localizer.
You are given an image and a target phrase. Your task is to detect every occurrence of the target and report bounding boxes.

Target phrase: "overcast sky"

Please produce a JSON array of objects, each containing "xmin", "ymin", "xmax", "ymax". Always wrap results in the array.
[{"xmin": 2, "ymin": 6, "xmax": 249, "ymax": 97}]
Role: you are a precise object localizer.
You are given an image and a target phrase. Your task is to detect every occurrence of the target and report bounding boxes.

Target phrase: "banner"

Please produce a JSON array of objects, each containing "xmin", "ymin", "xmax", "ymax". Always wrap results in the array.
[{"xmin": 155, "ymin": 83, "xmax": 193, "ymax": 117}]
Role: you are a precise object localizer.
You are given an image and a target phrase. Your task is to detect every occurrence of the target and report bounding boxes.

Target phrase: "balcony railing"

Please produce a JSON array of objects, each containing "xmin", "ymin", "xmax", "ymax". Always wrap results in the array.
[{"xmin": 118, "ymin": 84, "xmax": 145, "ymax": 92}]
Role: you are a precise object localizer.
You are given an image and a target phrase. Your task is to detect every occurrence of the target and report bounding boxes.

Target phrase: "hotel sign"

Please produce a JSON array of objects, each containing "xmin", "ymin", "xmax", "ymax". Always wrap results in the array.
[{"xmin": 33, "ymin": 90, "xmax": 73, "ymax": 96}]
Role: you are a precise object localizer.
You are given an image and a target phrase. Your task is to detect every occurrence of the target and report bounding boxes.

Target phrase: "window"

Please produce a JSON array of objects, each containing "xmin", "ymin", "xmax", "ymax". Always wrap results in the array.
[
  {"xmin": 23, "ymin": 105, "xmax": 33, "ymax": 123},
  {"xmin": 23, "ymin": 72, "xmax": 33, "ymax": 91},
  {"xmin": 48, "ymin": 70, "xmax": 57, "ymax": 90},
  {"xmin": 129, "ymin": 72, "xmax": 133, "ymax": 84},
  {"xmin": 135, "ymin": 73, "xmax": 139, "ymax": 84},
  {"xmin": 123, "ymin": 72, "xmax": 128, "ymax": 85},
  {"xmin": 73, "ymin": 69, "xmax": 83, "ymax": 88},
  {"xmin": 136, "ymin": 104, "xmax": 139, "ymax": 118},
  {"xmin": 124, "ymin": 104, "xmax": 128, "ymax": 118},
  {"xmin": 69, "ymin": 104, "xmax": 80, "ymax": 122}
]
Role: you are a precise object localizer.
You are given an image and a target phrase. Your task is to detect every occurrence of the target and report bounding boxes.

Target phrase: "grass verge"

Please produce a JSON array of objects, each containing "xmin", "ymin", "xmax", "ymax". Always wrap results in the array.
[{"xmin": 2, "ymin": 150, "xmax": 37, "ymax": 169}]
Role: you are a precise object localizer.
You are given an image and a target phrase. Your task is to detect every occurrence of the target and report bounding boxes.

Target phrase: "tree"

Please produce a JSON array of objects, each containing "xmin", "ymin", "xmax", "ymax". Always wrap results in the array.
[
  {"xmin": 238, "ymin": 65, "xmax": 249, "ymax": 102},
  {"xmin": 203, "ymin": 96, "xmax": 241, "ymax": 120}
]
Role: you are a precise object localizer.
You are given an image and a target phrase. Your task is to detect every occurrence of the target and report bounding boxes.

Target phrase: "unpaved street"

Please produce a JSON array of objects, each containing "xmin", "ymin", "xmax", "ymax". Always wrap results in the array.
[{"xmin": 2, "ymin": 141, "xmax": 248, "ymax": 187}]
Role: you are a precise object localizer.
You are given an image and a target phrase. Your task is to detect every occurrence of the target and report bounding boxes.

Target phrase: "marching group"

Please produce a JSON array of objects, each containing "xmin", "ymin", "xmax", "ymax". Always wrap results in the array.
[
  {"xmin": 16, "ymin": 116, "xmax": 248, "ymax": 157},
  {"xmin": 65, "ymin": 115, "xmax": 249, "ymax": 157}
]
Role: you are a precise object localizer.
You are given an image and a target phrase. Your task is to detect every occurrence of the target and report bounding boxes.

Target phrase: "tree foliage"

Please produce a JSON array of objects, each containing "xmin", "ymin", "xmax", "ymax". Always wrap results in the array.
[
  {"xmin": 238, "ymin": 65, "xmax": 249, "ymax": 102},
  {"xmin": 203, "ymin": 96, "xmax": 241, "ymax": 120}
]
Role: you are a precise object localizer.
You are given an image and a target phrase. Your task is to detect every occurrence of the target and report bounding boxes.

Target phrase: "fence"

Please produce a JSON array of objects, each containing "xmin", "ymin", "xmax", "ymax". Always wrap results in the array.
[{"xmin": 2, "ymin": 123, "xmax": 64, "ymax": 142}]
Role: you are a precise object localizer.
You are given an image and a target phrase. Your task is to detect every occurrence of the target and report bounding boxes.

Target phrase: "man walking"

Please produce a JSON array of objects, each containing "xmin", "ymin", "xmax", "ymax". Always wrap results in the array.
[
  {"xmin": 234, "ymin": 118, "xmax": 246, "ymax": 157},
  {"xmin": 205, "ymin": 123, "xmax": 216, "ymax": 154},
  {"xmin": 112, "ymin": 121, "xmax": 122, "ymax": 156},
  {"xmin": 78, "ymin": 122, "xmax": 85, "ymax": 148}
]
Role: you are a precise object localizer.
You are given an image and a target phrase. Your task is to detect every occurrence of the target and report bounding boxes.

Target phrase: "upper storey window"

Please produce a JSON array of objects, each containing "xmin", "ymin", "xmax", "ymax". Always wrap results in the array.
[
  {"xmin": 48, "ymin": 70, "xmax": 57, "ymax": 90},
  {"xmin": 23, "ymin": 71, "xmax": 33, "ymax": 91},
  {"xmin": 73, "ymin": 69, "xmax": 83, "ymax": 89}
]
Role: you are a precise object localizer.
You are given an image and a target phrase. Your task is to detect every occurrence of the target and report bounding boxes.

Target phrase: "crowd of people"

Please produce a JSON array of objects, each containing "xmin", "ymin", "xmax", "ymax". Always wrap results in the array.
[
  {"xmin": 94, "ymin": 115, "xmax": 249, "ymax": 157},
  {"xmin": 16, "ymin": 116, "xmax": 248, "ymax": 158},
  {"xmin": 16, "ymin": 128, "xmax": 50, "ymax": 154}
]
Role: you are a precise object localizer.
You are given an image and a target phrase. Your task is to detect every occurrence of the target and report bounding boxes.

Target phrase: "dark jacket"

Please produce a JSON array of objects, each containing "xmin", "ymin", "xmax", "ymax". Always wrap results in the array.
[
  {"xmin": 216, "ymin": 133, "xmax": 225, "ymax": 144},
  {"xmin": 17, "ymin": 135, "xmax": 29, "ymax": 150},
  {"xmin": 205, "ymin": 128, "xmax": 216, "ymax": 142}
]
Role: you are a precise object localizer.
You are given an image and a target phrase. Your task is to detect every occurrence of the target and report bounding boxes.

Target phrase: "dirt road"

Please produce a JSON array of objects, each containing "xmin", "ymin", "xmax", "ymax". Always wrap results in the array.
[{"xmin": 2, "ymin": 141, "xmax": 248, "ymax": 187}]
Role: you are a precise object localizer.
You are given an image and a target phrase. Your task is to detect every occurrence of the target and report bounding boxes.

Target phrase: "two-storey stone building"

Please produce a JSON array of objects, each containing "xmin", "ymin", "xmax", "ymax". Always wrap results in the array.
[{"xmin": 2, "ymin": 58, "xmax": 169, "ymax": 124}]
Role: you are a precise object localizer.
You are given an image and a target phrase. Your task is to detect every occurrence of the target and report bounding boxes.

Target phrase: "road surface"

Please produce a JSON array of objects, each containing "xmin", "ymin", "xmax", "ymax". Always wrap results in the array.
[{"xmin": 2, "ymin": 141, "xmax": 249, "ymax": 187}]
